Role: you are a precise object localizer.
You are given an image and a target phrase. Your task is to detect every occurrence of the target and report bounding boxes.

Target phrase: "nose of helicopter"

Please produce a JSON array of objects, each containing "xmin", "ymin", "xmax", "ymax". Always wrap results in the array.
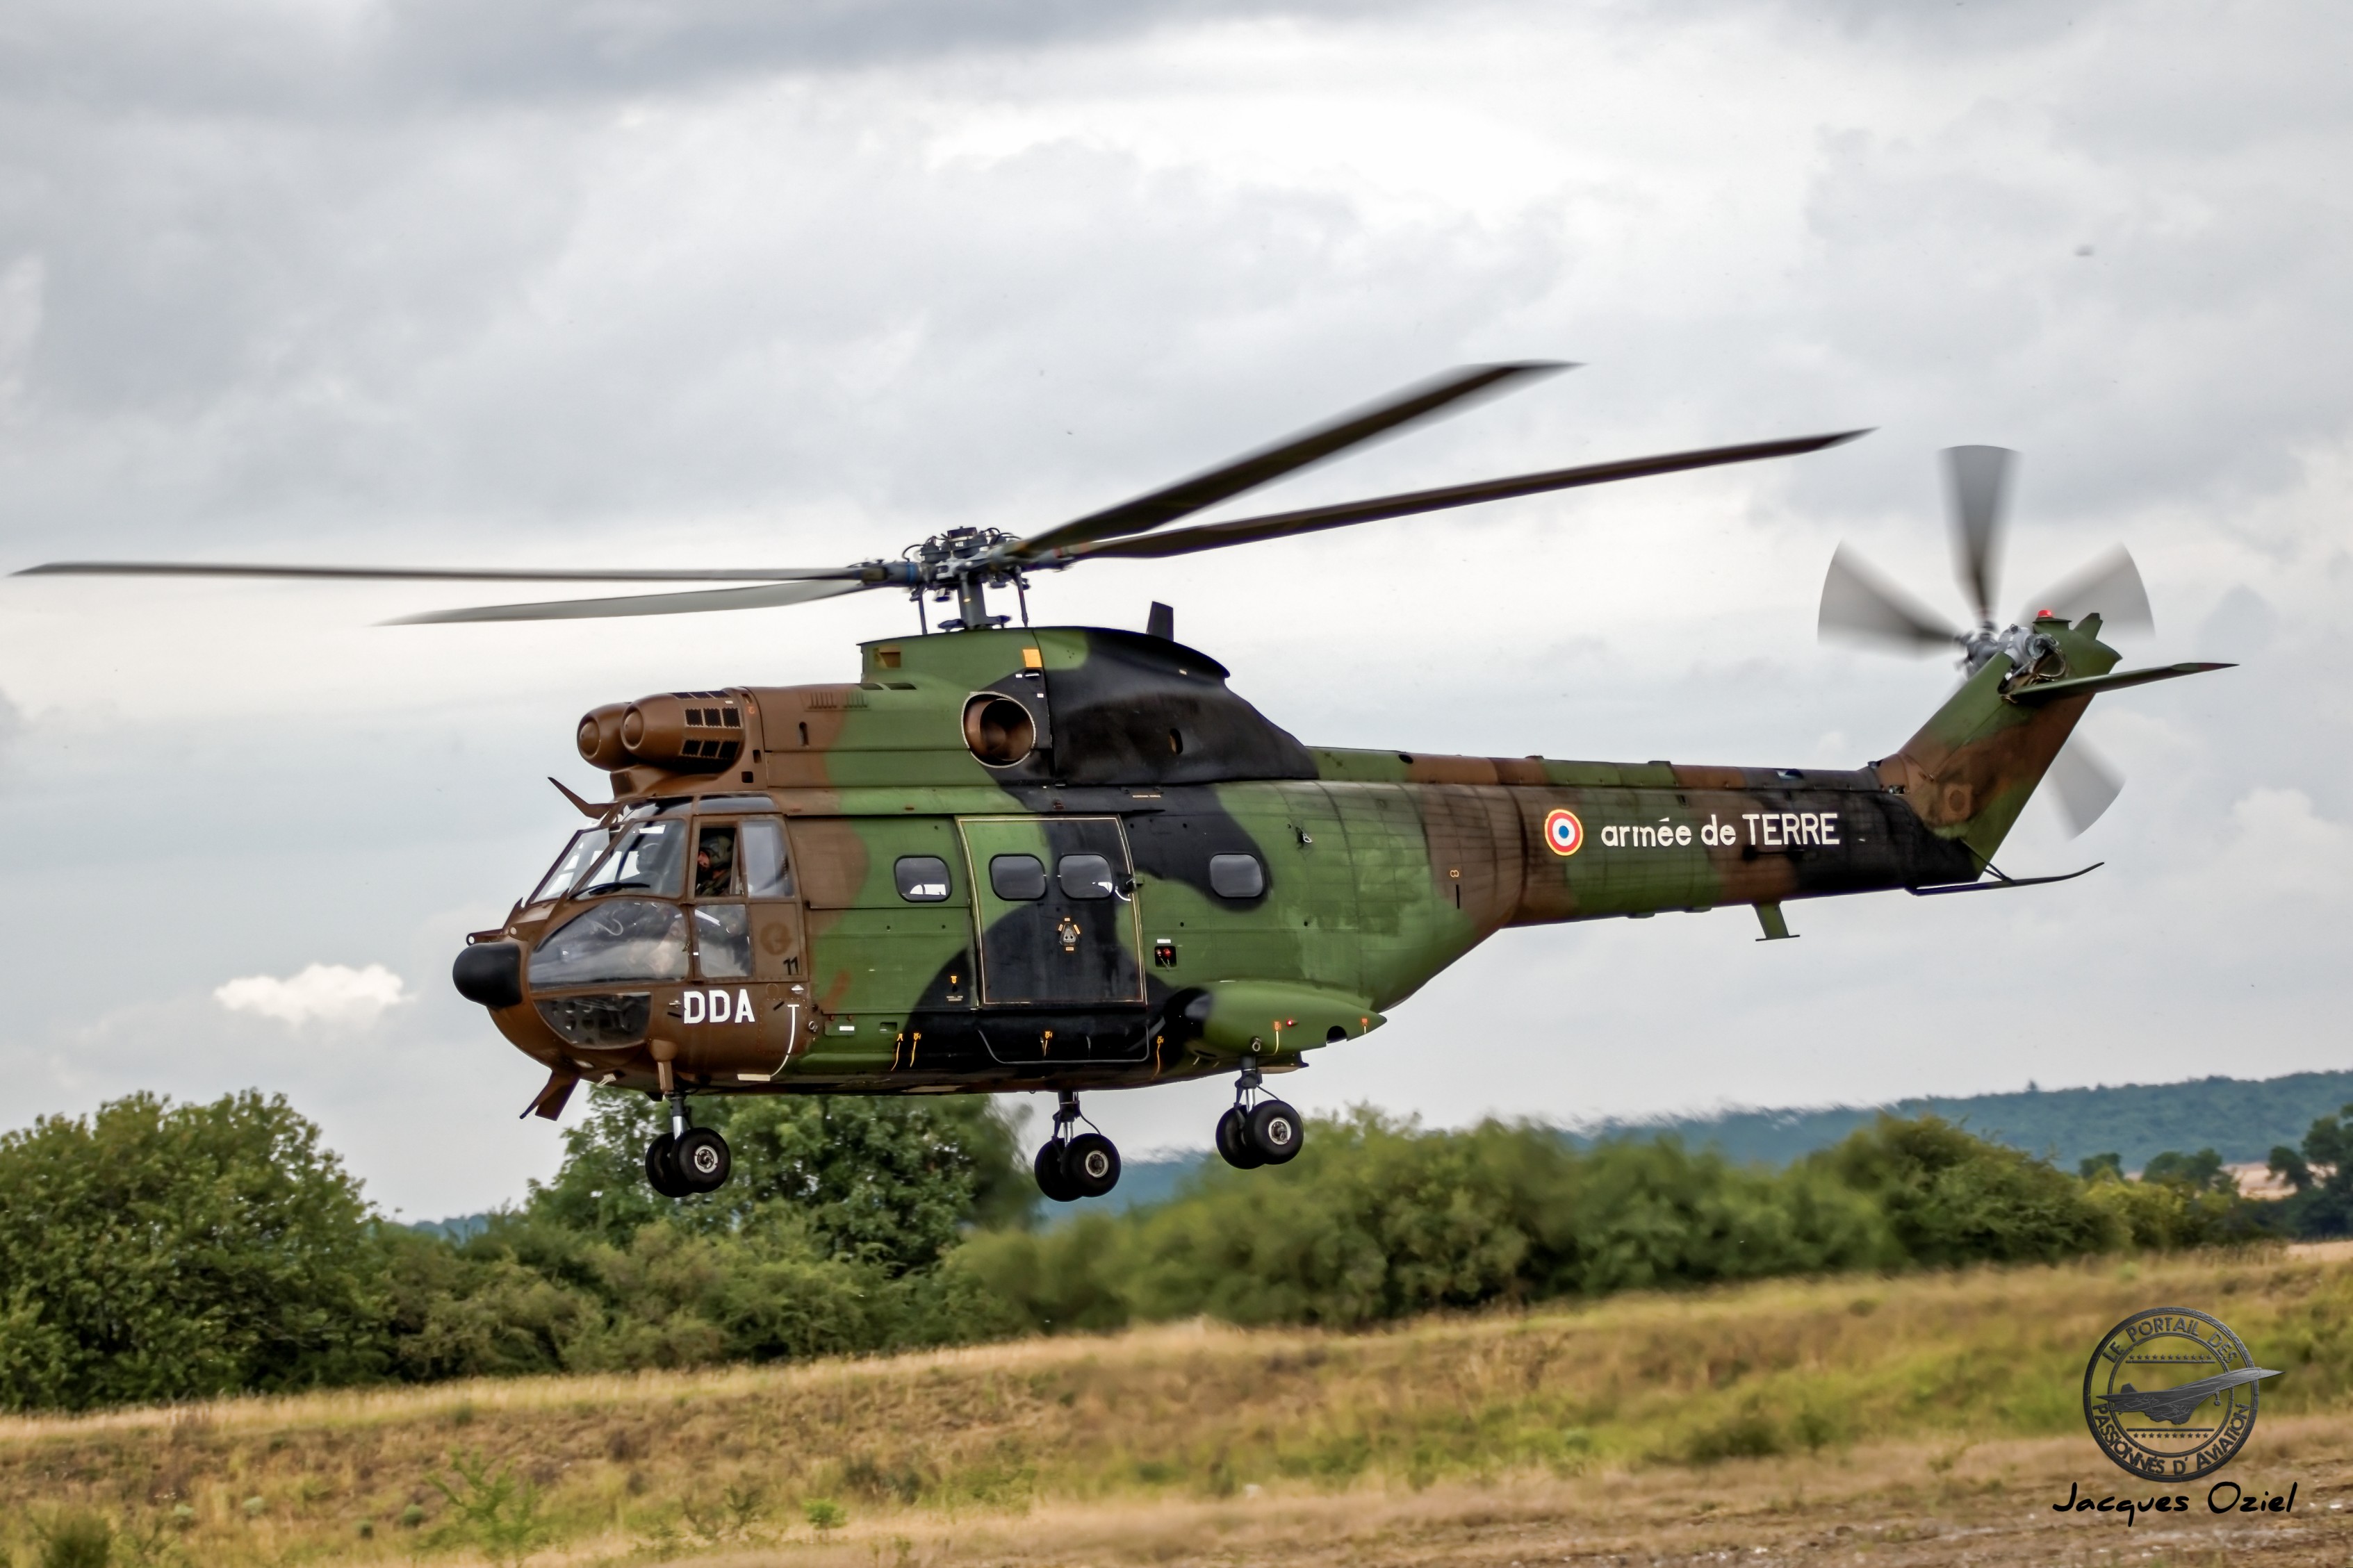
[{"xmin": 452, "ymin": 941, "xmax": 524, "ymax": 1009}]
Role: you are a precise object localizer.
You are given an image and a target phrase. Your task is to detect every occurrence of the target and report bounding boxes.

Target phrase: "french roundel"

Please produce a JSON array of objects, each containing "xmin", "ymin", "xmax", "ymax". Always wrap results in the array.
[{"xmin": 1543, "ymin": 808, "xmax": 1584, "ymax": 857}]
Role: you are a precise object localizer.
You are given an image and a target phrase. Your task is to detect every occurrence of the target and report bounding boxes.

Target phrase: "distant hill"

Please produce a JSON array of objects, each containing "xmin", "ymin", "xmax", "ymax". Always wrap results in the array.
[
  {"xmin": 405, "ymin": 1212, "xmax": 493, "ymax": 1243},
  {"xmin": 1058, "ymin": 1152, "xmax": 1200, "ymax": 1214},
  {"xmin": 1562, "ymin": 1069, "xmax": 2353, "ymax": 1173},
  {"xmin": 1054, "ymin": 1069, "xmax": 2353, "ymax": 1219}
]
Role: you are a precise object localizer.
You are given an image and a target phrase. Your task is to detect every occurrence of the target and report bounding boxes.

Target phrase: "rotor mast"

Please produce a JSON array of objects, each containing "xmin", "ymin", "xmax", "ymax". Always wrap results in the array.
[{"xmin": 908, "ymin": 525, "xmax": 1022, "ymax": 632}]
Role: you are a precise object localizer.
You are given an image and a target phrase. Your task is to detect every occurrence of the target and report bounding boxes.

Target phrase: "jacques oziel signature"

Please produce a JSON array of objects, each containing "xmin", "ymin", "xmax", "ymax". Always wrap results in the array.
[{"xmin": 2052, "ymin": 1480, "xmax": 2298, "ymax": 1526}]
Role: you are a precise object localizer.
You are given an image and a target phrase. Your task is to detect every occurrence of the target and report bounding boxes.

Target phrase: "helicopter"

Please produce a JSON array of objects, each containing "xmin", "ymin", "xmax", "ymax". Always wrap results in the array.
[{"xmin": 19, "ymin": 363, "xmax": 2227, "ymax": 1203}]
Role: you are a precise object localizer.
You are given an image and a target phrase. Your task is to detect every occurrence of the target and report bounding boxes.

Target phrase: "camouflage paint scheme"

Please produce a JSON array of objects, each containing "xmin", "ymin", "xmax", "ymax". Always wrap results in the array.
[{"xmin": 478, "ymin": 615, "xmax": 2147, "ymax": 1112}]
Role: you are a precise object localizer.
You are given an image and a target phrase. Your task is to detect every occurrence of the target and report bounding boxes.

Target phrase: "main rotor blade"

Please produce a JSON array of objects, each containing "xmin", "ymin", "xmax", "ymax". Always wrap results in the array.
[
  {"xmin": 15, "ymin": 561, "xmax": 865, "ymax": 583},
  {"xmin": 1944, "ymin": 445, "xmax": 2014, "ymax": 627},
  {"xmin": 386, "ymin": 577, "xmax": 872, "ymax": 625},
  {"xmin": 2047, "ymin": 735, "xmax": 2124, "ymax": 836},
  {"xmin": 2024, "ymin": 545, "xmax": 2154, "ymax": 635},
  {"xmin": 1010, "ymin": 361, "xmax": 1568, "ymax": 562},
  {"xmin": 1818, "ymin": 544, "xmax": 1962, "ymax": 652},
  {"xmin": 1060, "ymin": 431, "xmax": 1869, "ymax": 563}
]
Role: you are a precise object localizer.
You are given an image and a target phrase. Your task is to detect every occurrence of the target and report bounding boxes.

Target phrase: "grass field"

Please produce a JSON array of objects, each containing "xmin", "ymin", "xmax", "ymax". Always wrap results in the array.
[{"xmin": 5, "ymin": 1245, "xmax": 2350, "ymax": 1567}]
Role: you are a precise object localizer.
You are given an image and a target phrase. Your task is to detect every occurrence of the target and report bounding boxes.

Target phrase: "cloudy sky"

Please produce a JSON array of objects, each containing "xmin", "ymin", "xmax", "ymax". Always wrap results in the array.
[{"xmin": 1, "ymin": 0, "xmax": 2345, "ymax": 1219}]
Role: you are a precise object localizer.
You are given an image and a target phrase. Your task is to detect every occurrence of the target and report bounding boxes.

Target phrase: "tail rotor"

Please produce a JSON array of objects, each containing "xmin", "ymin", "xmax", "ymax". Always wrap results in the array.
[{"xmin": 1819, "ymin": 445, "xmax": 2152, "ymax": 837}]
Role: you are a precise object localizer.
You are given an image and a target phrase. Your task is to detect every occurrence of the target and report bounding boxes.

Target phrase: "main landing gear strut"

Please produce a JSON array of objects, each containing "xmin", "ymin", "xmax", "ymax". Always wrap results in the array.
[
  {"xmin": 645, "ymin": 1082, "xmax": 732, "ymax": 1199},
  {"xmin": 1215, "ymin": 1055, "xmax": 1302, "ymax": 1170},
  {"xmin": 1034, "ymin": 1090, "xmax": 1122, "ymax": 1203}
]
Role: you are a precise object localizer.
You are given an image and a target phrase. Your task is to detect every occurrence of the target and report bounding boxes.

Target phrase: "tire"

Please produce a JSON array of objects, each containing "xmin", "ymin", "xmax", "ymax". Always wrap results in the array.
[
  {"xmin": 1215, "ymin": 1107, "xmax": 1265, "ymax": 1170},
  {"xmin": 1244, "ymin": 1100, "xmax": 1303, "ymax": 1164},
  {"xmin": 1033, "ymin": 1137, "xmax": 1081, "ymax": 1202},
  {"xmin": 1063, "ymin": 1132, "xmax": 1121, "ymax": 1198},
  {"xmin": 644, "ymin": 1133, "xmax": 691, "ymax": 1198},
  {"xmin": 673, "ymin": 1127, "xmax": 732, "ymax": 1193}
]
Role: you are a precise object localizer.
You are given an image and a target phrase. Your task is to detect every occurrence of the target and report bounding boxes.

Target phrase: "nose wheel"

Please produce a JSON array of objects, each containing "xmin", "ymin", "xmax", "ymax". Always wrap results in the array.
[
  {"xmin": 1216, "ymin": 1056, "xmax": 1302, "ymax": 1169},
  {"xmin": 1034, "ymin": 1091, "xmax": 1121, "ymax": 1203},
  {"xmin": 645, "ymin": 1090, "xmax": 731, "ymax": 1198}
]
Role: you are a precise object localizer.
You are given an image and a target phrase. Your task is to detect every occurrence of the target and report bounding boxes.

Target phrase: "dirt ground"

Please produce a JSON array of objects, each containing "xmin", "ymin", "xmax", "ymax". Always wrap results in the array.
[{"xmin": 675, "ymin": 1419, "xmax": 2350, "ymax": 1568}]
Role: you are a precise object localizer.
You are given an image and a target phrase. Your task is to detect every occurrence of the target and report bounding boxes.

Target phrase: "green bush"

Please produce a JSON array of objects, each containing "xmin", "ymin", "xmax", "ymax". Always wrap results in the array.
[
  {"xmin": 956, "ymin": 1113, "xmax": 2228, "ymax": 1336},
  {"xmin": 0, "ymin": 1091, "xmax": 388, "ymax": 1411},
  {"xmin": 958, "ymin": 1112, "xmax": 1902, "ymax": 1333},
  {"xmin": 37, "ymin": 1512, "xmax": 111, "ymax": 1568},
  {"xmin": 0, "ymin": 1087, "xmax": 2288, "ymax": 1414},
  {"xmin": 1810, "ymin": 1115, "xmax": 2119, "ymax": 1266}
]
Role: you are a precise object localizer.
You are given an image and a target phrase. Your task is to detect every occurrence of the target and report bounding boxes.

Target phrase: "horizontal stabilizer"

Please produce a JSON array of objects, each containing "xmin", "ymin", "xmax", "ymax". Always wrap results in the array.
[
  {"xmin": 2007, "ymin": 661, "xmax": 2233, "ymax": 707},
  {"xmin": 1909, "ymin": 863, "xmax": 2101, "ymax": 896}
]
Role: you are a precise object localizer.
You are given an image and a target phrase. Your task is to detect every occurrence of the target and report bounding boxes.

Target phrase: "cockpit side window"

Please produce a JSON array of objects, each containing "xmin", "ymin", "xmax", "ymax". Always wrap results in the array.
[
  {"xmin": 739, "ymin": 818, "xmax": 794, "ymax": 899},
  {"xmin": 693, "ymin": 905, "xmax": 752, "ymax": 979},
  {"xmin": 694, "ymin": 825, "xmax": 739, "ymax": 898},
  {"xmin": 531, "ymin": 899, "xmax": 688, "ymax": 987},
  {"xmin": 572, "ymin": 820, "xmax": 687, "ymax": 899},
  {"xmin": 531, "ymin": 827, "xmax": 614, "ymax": 905}
]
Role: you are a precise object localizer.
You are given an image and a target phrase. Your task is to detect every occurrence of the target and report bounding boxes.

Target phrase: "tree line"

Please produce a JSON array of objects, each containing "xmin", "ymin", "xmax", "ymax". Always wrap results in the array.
[{"xmin": 1, "ymin": 1087, "xmax": 2343, "ymax": 1412}]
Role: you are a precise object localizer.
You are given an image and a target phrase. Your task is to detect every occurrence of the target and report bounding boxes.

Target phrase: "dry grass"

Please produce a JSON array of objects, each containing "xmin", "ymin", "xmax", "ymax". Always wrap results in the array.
[
  {"xmin": 3, "ymin": 1246, "xmax": 2347, "ymax": 1568},
  {"xmin": 685, "ymin": 1419, "xmax": 2353, "ymax": 1567}
]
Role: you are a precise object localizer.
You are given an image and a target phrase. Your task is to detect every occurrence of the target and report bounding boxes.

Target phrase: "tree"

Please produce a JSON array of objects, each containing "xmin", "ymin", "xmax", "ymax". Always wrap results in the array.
[
  {"xmin": 0, "ymin": 1091, "xmax": 388, "ymax": 1411},
  {"xmin": 2272, "ymin": 1103, "xmax": 2353, "ymax": 1237},
  {"xmin": 1814, "ymin": 1116, "xmax": 2118, "ymax": 1265},
  {"xmin": 525, "ymin": 1089, "xmax": 1031, "ymax": 1271},
  {"xmin": 2140, "ymin": 1148, "xmax": 2231, "ymax": 1192}
]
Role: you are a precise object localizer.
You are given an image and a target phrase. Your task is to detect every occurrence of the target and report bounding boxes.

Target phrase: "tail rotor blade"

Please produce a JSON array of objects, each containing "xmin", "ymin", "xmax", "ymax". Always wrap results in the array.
[
  {"xmin": 1819, "ymin": 545, "xmax": 1962, "ymax": 652},
  {"xmin": 2025, "ymin": 545, "xmax": 2154, "ymax": 635},
  {"xmin": 1944, "ymin": 445, "xmax": 2014, "ymax": 627},
  {"xmin": 2048, "ymin": 736, "xmax": 2124, "ymax": 836}
]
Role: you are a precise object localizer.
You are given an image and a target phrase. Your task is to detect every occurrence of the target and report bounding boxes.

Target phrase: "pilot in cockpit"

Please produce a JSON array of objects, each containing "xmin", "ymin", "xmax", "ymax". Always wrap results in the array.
[{"xmin": 694, "ymin": 827, "xmax": 738, "ymax": 898}]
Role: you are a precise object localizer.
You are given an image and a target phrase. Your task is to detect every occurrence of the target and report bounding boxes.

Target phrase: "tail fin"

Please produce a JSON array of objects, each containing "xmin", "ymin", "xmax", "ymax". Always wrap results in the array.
[
  {"xmin": 1878, "ymin": 658, "xmax": 2088, "ymax": 864},
  {"xmin": 1877, "ymin": 617, "xmax": 2229, "ymax": 862}
]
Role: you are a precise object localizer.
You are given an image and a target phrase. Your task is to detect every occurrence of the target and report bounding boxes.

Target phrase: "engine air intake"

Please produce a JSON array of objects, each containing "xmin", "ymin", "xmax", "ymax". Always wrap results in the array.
[{"xmin": 579, "ymin": 691, "xmax": 746, "ymax": 773}]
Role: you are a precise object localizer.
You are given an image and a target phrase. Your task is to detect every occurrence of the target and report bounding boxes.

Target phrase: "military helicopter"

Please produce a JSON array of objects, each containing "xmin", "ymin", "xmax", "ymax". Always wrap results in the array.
[{"xmin": 19, "ymin": 363, "xmax": 2227, "ymax": 1202}]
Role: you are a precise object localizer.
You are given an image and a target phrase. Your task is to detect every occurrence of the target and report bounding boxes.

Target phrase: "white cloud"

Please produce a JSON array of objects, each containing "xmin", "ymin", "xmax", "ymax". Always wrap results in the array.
[
  {"xmin": 214, "ymin": 963, "xmax": 410, "ymax": 1027},
  {"xmin": 2213, "ymin": 788, "xmax": 2353, "ymax": 902}
]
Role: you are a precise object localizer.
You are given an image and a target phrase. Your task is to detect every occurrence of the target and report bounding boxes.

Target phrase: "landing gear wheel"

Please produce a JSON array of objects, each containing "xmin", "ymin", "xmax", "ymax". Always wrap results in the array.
[
  {"xmin": 673, "ymin": 1127, "xmax": 732, "ymax": 1193},
  {"xmin": 1033, "ymin": 1137, "xmax": 1081, "ymax": 1203},
  {"xmin": 1063, "ymin": 1132, "xmax": 1121, "ymax": 1198},
  {"xmin": 1244, "ymin": 1100, "xmax": 1303, "ymax": 1164},
  {"xmin": 645, "ymin": 1132, "xmax": 691, "ymax": 1198},
  {"xmin": 1215, "ymin": 1107, "xmax": 1265, "ymax": 1170}
]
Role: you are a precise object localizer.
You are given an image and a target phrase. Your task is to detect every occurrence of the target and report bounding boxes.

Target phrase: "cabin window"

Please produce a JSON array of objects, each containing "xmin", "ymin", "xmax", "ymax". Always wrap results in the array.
[
  {"xmin": 739, "ymin": 818, "xmax": 794, "ymax": 899},
  {"xmin": 1058, "ymin": 853, "xmax": 1117, "ymax": 900},
  {"xmin": 694, "ymin": 904, "xmax": 753, "ymax": 979},
  {"xmin": 989, "ymin": 854, "xmax": 1048, "ymax": 900},
  {"xmin": 895, "ymin": 855, "xmax": 953, "ymax": 902},
  {"xmin": 1208, "ymin": 853, "xmax": 1265, "ymax": 900},
  {"xmin": 694, "ymin": 825, "xmax": 739, "ymax": 898},
  {"xmin": 530, "ymin": 900, "xmax": 689, "ymax": 987},
  {"xmin": 530, "ymin": 827, "xmax": 614, "ymax": 904},
  {"xmin": 572, "ymin": 820, "xmax": 687, "ymax": 899}
]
